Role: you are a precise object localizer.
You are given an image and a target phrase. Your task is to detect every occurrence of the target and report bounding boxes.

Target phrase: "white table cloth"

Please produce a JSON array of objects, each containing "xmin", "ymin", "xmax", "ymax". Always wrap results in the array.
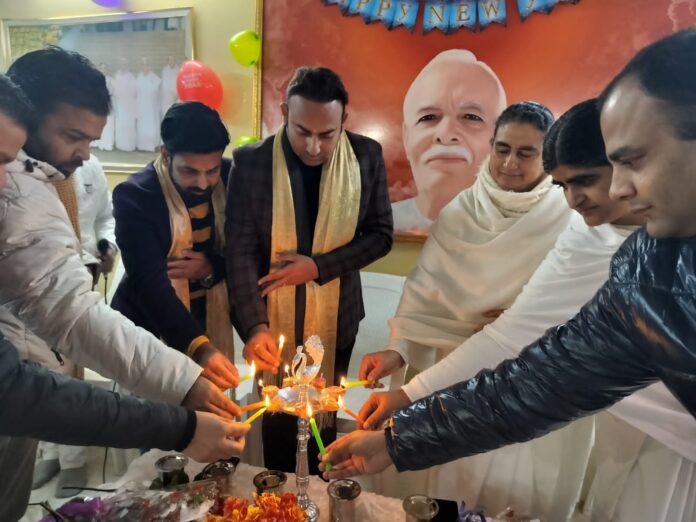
[{"xmin": 103, "ymin": 449, "xmax": 404, "ymax": 521}]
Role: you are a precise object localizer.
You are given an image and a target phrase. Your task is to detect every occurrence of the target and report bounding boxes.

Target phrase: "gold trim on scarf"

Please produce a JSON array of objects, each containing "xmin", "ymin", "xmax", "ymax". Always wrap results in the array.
[
  {"xmin": 266, "ymin": 128, "xmax": 361, "ymax": 404},
  {"xmin": 153, "ymin": 155, "xmax": 234, "ymax": 360},
  {"xmin": 52, "ymin": 176, "xmax": 81, "ymax": 239}
]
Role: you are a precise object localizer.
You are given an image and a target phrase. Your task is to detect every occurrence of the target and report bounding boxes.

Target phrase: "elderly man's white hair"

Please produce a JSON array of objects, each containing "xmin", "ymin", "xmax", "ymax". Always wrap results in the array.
[{"xmin": 403, "ymin": 49, "xmax": 507, "ymax": 118}]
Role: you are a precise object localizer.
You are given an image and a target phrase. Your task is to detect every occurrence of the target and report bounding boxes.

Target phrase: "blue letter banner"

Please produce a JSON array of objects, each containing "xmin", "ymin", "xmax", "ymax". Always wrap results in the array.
[
  {"xmin": 478, "ymin": 0, "xmax": 507, "ymax": 29},
  {"xmin": 448, "ymin": 1, "xmax": 477, "ymax": 33},
  {"xmin": 391, "ymin": 0, "xmax": 419, "ymax": 32}
]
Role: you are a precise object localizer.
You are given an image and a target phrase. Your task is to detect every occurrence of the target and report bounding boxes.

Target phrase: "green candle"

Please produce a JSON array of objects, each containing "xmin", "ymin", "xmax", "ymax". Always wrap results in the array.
[{"xmin": 307, "ymin": 404, "xmax": 332, "ymax": 471}]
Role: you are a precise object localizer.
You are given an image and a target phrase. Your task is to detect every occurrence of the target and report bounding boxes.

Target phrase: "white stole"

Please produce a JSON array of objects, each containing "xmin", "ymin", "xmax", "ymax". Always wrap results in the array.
[{"xmin": 388, "ymin": 160, "xmax": 572, "ymax": 371}]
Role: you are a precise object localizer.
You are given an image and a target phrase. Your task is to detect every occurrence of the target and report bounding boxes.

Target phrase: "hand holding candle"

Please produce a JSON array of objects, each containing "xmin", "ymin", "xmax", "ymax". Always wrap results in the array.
[
  {"xmin": 307, "ymin": 403, "xmax": 332, "ymax": 471},
  {"xmin": 244, "ymin": 395, "xmax": 269, "ymax": 424}
]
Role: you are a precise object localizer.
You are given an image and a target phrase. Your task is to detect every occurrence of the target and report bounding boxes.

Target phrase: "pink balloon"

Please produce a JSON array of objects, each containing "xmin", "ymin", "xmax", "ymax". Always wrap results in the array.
[{"xmin": 176, "ymin": 60, "xmax": 224, "ymax": 110}]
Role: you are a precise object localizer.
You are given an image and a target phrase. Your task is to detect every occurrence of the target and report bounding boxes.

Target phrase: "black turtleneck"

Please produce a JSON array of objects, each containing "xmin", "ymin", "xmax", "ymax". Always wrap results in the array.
[{"xmin": 281, "ymin": 130, "xmax": 323, "ymax": 346}]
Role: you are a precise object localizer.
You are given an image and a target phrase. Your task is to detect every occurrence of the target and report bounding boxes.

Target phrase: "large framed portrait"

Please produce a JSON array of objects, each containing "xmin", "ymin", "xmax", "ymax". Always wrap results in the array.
[
  {"xmin": 0, "ymin": 8, "xmax": 194, "ymax": 173},
  {"xmin": 260, "ymin": 0, "xmax": 692, "ymax": 239}
]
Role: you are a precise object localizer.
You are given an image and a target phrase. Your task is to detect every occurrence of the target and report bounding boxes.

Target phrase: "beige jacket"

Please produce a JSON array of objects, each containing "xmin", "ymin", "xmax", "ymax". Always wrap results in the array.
[{"xmin": 0, "ymin": 152, "xmax": 201, "ymax": 404}]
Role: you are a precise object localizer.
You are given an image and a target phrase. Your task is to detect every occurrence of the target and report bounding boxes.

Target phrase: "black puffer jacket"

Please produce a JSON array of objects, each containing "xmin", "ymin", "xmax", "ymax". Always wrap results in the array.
[
  {"xmin": 0, "ymin": 332, "xmax": 196, "ymax": 451},
  {"xmin": 386, "ymin": 228, "xmax": 696, "ymax": 471}
]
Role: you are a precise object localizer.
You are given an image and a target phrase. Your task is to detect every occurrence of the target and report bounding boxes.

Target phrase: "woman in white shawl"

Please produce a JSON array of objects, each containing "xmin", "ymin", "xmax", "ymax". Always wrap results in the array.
[
  {"xmin": 358, "ymin": 101, "xmax": 574, "ymax": 516},
  {"xmin": 360, "ymin": 101, "xmax": 696, "ymax": 521}
]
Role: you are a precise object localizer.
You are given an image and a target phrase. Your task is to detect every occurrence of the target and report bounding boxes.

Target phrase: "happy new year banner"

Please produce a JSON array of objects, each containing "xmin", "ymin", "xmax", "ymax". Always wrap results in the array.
[{"xmin": 322, "ymin": 0, "xmax": 579, "ymax": 33}]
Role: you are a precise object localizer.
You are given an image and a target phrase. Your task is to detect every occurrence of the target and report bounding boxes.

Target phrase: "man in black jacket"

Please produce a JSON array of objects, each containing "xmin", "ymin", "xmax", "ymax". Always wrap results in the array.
[
  {"xmin": 320, "ymin": 29, "xmax": 696, "ymax": 480},
  {"xmin": 112, "ymin": 102, "xmax": 239, "ymax": 390},
  {"xmin": 227, "ymin": 67, "xmax": 393, "ymax": 473}
]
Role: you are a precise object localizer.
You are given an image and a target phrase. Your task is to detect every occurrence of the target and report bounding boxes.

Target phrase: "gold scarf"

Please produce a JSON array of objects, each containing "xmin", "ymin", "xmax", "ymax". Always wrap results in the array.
[
  {"xmin": 153, "ymin": 155, "xmax": 234, "ymax": 359},
  {"xmin": 266, "ymin": 128, "xmax": 361, "ymax": 391},
  {"xmin": 52, "ymin": 176, "xmax": 82, "ymax": 239}
]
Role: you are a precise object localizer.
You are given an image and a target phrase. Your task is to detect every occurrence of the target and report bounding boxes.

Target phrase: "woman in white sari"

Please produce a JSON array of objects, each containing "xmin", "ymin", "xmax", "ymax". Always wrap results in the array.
[
  {"xmin": 360, "ymin": 100, "xmax": 696, "ymax": 521},
  {"xmin": 358, "ymin": 102, "xmax": 576, "ymax": 517}
]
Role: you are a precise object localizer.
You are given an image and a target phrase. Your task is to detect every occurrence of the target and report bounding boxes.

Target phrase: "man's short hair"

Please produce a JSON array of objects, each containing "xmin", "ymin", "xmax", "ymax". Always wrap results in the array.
[
  {"xmin": 161, "ymin": 101, "xmax": 230, "ymax": 155},
  {"xmin": 543, "ymin": 99, "xmax": 608, "ymax": 173},
  {"xmin": 0, "ymin": 74, "xmax": 35, "ymax": 131},
  {"xmin": 598, "ymin": 29, "xmax": 696, "ymax": 140},
  {"xmin": 286, "ymin": 67, "xmax": 349, "ymax": 108},
  {"xmin": 7, "ymin": 47, "xmax": 110, "ymax": 123}
]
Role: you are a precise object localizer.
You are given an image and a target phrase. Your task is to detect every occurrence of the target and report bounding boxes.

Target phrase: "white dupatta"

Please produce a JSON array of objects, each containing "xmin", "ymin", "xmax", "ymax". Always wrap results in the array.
[{"xmin": 387, "ymin": 159, "xmax": 571, "ymax": 370}]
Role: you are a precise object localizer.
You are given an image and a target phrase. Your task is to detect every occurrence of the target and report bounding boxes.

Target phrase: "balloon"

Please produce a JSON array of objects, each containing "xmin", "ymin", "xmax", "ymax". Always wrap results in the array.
[
  {"xmin": 233, "ymin": 135, "xmax": 259, "ymax": 148},
  {"xmin": 228, "ymin": 30, "xmax": 262, "ymax": 67},
  {"xmin": 176, "ymin": 61, "xmax": 224, "ymax": 110}
]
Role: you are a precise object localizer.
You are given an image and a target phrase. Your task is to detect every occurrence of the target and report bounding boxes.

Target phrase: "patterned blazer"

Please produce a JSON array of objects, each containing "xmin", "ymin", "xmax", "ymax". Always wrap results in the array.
[{"xmin": 225, "ymin": 131, "xmax": 393, "ymax": 351}]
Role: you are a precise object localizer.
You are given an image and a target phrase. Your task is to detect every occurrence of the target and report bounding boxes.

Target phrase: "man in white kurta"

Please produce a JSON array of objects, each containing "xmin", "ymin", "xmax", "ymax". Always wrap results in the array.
[
  {"xmin": 359, "ymin": 158, "xmax": 581, "ymax": 517},
  {"xmin": 136, "ymin": 58, "xmax": 161, "ymax": 152},
  {"xmin": 113, "ymin": 60, "xmax": 137, "ymax": 152}
]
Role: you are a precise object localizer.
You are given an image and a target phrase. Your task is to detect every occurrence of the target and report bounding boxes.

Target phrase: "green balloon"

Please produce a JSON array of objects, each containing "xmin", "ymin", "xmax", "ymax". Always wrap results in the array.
[
  {"xmin": 228, "ymin": 30, "xmax": 261, "ymax": 67},
  {"xmin": 234, "ymin": 135, "xmax": 259, "ymax": 148}
]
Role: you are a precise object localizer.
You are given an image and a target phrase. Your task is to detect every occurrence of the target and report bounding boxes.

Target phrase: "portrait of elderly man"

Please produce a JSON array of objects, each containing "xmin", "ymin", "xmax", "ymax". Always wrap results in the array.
[{"xmin": 392, "ymin": 49, "xmax": 507, "ymax": 233}]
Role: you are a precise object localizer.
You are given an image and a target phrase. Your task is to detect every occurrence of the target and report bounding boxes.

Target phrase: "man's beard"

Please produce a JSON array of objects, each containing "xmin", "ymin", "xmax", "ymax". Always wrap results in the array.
[
  {"xmin": 178, "ymin": 185, "xmax": 213, "ymax": 206},
  {"xmin": 57, "ymin": 159, "xmax": 85, "ymax": 177}
]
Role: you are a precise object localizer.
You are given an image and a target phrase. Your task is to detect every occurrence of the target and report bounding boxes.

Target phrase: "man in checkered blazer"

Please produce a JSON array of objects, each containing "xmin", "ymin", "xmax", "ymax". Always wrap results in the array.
[{"xmin": 226, "ymin": 67, "xmax": 393, "ymax": 473}]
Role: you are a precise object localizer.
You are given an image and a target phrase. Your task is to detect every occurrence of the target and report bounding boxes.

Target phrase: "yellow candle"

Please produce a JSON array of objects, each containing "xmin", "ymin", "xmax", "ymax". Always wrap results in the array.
[
  {"xmin": 340, "ymin": 377, "xmax": 371, "ymax": 389},
  {"xmin": 239, "ymin": 361, "xmax": 256, "ymax": 382},
  {"xmin": 307, "ymin": 404, "xmax": 332, "ymax": 471},
  {"xmin": 245, "ymin": 395, "xmax": 269, "ymax": 424},
  {"xmin": 338, "ymin": 395, "xmax": 360, "ymax": 421}
]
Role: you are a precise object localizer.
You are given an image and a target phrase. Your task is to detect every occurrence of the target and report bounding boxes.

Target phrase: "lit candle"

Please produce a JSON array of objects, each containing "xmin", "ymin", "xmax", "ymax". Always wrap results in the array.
[
  {"xmin": 239, "ymin": 361, "xmax": 256, "ymax": 382},
  {"xmin": 338, "ymin": 395, "xmax": 360, "ymax": 421},
  {"xmin": 278, "ymin": 335, "xmax": 285, "ymax": 356},
  {"xmin": 340, "ymin": 377, "xmax": 371, "ymax": 389},
  {"xmin": 284, "ymin": 364, "xmax": 290, "ymax": 376},
  {"xmin": 244, "ymin": 395, "xmax": 269, "ymax": 424},
  {"xmin": 307, "ymin": 403, "xmax": 332, "ymax": 471}
]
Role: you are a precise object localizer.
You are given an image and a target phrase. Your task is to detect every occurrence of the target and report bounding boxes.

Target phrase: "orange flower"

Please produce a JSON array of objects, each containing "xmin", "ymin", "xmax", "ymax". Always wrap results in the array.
[{"xmin": 207, "ymin": 493, "xmax": 306, "ymax": 521}]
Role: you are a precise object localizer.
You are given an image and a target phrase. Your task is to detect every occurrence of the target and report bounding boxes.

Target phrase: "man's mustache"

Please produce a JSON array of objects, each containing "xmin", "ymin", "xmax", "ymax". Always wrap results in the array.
[{"xmin": 421, "ymin": 144, "xmax": 473, "ymax": 164}]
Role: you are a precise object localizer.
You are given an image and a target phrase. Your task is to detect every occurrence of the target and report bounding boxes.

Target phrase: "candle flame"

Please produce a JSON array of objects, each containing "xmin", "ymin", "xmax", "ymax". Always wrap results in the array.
[
  {"xmin": 265, "ymin": 395, "xmax": 270, "ymax": 407},
  {"xmin": 306, "ymin": 402, "xmax": 313, "ymax": 417},
  {"xmin": 340, "ymin": 376, "xmax": 346, "ymax": 387},
  {"xmin": 258, "ymin": 379, "xmax": 263, "ymax": 387},
  {"xmin": 284, "ymin": 364, "xmax": 289, "ymax": 374},
  {"xmin": 279, "ymin": 335, "xmax": 285, "ymax": 348},
  {"xmin": 338, "ymin": 395, "xmax": 344, "ymax": 408},
  {"xmin": 250, "ymin": 360, "xmax": 256, "ymax": 375}
]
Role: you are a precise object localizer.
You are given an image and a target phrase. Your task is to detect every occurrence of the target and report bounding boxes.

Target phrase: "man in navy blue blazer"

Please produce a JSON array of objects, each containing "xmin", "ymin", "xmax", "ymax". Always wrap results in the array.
[{"xmin": 112, "ymin": 102, "xmax": 239, "ymax": 395}]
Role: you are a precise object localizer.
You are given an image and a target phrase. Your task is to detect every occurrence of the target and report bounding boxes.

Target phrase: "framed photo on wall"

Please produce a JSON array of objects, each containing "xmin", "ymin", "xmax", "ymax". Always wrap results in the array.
[
  {"xmin": 0, "ymin": 8, "xmax": 194, "ymax": 173},
  {"xmin": 259, "ymin": 0, "xmax": 693, "ymax": 240}
]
